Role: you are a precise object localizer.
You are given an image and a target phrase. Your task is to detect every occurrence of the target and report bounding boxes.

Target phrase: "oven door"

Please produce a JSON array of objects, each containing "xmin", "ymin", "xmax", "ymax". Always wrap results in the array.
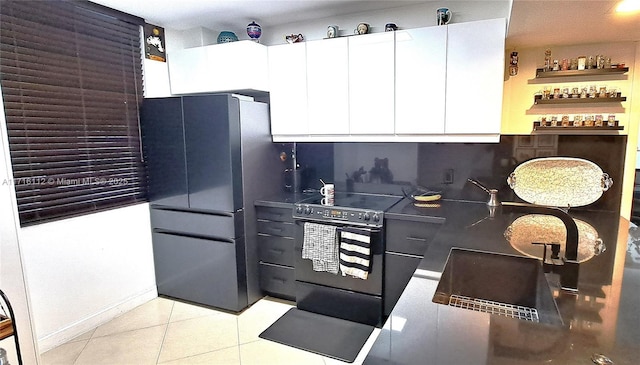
[{"xmin": 293, "ymin": 220, "xmax": 384, "ymax": 296}]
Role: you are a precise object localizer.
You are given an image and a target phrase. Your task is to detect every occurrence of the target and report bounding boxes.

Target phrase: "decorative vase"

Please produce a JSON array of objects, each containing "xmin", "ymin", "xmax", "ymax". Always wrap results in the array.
[
  {"xmin": 217, "ymin": 31, "xmax": 238, "ymax": 44},
  {"xmin": 247, "ymin": 21, "xmax": 262, "ymax": 42}
]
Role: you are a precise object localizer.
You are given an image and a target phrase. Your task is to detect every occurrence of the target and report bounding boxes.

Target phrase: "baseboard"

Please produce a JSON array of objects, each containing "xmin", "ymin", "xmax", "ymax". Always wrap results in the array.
[{"xmin": 37, "ymin": 287, "xmax": 158, "ymax": 353}]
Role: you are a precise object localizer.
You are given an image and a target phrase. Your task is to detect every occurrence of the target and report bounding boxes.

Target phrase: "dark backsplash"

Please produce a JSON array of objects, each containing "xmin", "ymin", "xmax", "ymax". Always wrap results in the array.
[{"xmin": 290, "ymin": 135, "xmax": 626, "ymax": 212}]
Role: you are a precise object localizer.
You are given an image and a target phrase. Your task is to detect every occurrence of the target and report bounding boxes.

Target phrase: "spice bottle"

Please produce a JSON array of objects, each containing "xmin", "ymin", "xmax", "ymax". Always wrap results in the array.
[{"xmin": 544, "ymin": 49, "xmax": 552, "ymax": 71}]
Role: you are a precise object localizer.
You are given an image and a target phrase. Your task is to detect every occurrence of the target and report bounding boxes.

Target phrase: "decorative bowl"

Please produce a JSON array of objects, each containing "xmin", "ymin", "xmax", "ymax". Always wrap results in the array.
[{"xmin": 217, "ymin": 31, "xmax": 238, "ymax": 44}]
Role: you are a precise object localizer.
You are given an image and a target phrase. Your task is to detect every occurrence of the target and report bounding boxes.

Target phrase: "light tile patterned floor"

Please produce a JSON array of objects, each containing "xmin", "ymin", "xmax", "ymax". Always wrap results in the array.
[{"xmin": 40, "ymin": 297, "xmax": 379, "ymax": 365}]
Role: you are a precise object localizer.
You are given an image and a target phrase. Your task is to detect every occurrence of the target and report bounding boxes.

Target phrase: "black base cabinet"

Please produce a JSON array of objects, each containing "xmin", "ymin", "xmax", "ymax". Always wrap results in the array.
[
  {"xmin": 384, "ymin": 252, "xmax": 422, "ymax": 316},
  {"xmin": 259, "ymin": 263, "xmax": 295, "ymax": 300},
  {"xmin": 384, "ymin": 218, "xmax": 442, "ymax": 316},
  {"xmin": 256, "ymin": 205, "xmax": 296, "ymax": 300}
]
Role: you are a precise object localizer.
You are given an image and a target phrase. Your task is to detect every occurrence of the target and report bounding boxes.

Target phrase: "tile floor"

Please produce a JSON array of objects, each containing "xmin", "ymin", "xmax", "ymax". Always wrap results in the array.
[{"xmin": 40, "ymin": 296, "xmax": 380, "ymax": 365}]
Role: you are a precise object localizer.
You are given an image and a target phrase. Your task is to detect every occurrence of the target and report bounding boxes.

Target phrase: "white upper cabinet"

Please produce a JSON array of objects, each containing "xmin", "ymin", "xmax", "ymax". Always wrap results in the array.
[
  {"xmin": 168, "ymin": 41, "xmax": 269, "ymax": 95},
  {"xmin": 445, "ymin": 18, "xmax": 506, "ymax": 136},
  {"xmin": 306, "ymin": 37, "xmax": 350, "ymax": 135},
  {"xmin": 395, "ymin": 26, "xmax": 447, "ymax": 134},
  {"xmin": 348, "ymin": 32, "xmax": 395, "ymax": 135},
  {"xmin": 266, "ymin": 19, "xmax": 506, "ymax": 142},
  {"xmin": 268, "ymin": 43, "xmax": 308, "ymax": 135}
]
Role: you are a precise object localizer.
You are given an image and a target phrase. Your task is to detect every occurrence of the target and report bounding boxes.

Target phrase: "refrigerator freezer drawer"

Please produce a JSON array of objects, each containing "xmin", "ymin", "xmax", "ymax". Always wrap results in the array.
[
  {"xmin": 152, "ymin": 232, "xmax": 247, "ymax": 312},
  {"xmin": 150, "ymin": 207, "xmax": 242, "ymax": 239}
]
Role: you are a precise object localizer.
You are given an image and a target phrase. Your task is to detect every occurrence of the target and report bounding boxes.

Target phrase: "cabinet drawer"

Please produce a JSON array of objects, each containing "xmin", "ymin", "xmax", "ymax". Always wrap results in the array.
[
  {"xmin": 256, "ymin": 206, "xmax": 293, "ymax": 223},
  {"xmin": 150, "ymin": 207, "xmax": 240, "ymax": 239},
  {"xmin": 258, "ymin": 235, "xmax": 295, "ymax": 266},
  {"xmin": 385, "ymin": 219, "xmax": 441, "ymax": 256},
  {"xmin": 259, "ymin": 263, "xmax": 295, "ymax": 300},
  {"xmin": 257, "ymin": 220, "xmax": 295, "ymax": 238}
]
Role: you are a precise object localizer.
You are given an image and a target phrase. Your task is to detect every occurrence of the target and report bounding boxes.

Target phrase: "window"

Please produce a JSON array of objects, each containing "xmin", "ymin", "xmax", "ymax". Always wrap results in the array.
[{"xmin": 0, "ymin": 0, "xmax": 146, "ymax": 225}]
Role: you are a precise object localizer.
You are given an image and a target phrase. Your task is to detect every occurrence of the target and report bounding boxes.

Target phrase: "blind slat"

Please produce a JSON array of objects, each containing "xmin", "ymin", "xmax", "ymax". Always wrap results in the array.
[{"xmin": 0, "ymin": 0, "xmax": 146, "ymax": 226}]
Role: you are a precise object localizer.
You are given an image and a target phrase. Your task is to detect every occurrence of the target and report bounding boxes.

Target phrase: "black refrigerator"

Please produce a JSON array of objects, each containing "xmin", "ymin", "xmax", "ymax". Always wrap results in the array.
[{"xmin": 141, "ymin": 94, "xmax": 281, "ymax": 311}]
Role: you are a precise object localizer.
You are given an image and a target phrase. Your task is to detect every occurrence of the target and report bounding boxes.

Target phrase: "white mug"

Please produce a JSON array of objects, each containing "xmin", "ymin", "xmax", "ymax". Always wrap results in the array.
[
  {"xmin": 321, "ymin": 197, "xmax": 334, "ymax": 206},
  {"xmin": 320, "ymin": 183, "xmax": 334, "ymax": 206}
]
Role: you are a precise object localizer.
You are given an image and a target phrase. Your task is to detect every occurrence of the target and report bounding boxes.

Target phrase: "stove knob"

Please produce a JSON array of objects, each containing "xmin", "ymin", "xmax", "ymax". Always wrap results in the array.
[
  {"xmin": 296, "ymin": 205, "xmax": 303, "ymax": 214},
  {"xmin": 363, "ymin": 212, "xmax": 370, "ymax": 221},
  {"xmin": 304, "ymin": 206, "xmax": 312, "ymax": 215},
  {"xmin": 372, "ymin": 213, "xmax": 380, "ymax": 222}
]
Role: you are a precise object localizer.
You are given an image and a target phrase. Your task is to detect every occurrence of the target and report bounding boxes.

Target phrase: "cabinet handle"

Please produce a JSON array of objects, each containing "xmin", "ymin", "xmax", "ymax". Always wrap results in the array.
[
  {"xmin": 406, "ymin": 236, "xmax": 427, "ymax": 242},
  {"xmin": 272, "ymin": 277, "xmax": 286, "ymax": 283},
  {"xmin": 269, "ymin": 248, "xmax": 285, "ymax": 254}
]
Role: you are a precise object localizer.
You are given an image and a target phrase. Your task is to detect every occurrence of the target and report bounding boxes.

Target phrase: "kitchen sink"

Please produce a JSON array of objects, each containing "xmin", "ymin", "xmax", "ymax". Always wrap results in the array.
[{"xmin": 432, "ymin": 248, "xmax": 563, "ymax": 326}]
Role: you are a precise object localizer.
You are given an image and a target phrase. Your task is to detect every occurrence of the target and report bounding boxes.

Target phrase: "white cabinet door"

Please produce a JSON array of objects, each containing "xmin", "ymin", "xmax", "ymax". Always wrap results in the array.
[
  {"xmin": 167, "ymin": 46, "xmax": 209, "ymax": 94},
  {"xmin": 268, "ymin": 43, "xmax": 308, "ymax": 135},
  {"xmin": 348, "ymin": 32, "xmax": 395, "ymax": 134},
  {"xmin": 306, "ymin": 38, "xmax": 350, "ymax": 135},
  {"xmin": 395, "ymin": 26, "xmax": 447, "ymax": 134},
  {"xmin": 445, "ymin": 18, "xmax": 506, "ymax": 135},
  {"xmin": 168, "ymin": 41, "xmax": 268, "ymax": 95}
]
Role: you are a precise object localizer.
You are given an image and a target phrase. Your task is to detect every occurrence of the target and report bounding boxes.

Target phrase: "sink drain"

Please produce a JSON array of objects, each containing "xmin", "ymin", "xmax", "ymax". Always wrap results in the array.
[{"xmin": 448, "ymin": 295, "xmax": 540, "ymax": 323}]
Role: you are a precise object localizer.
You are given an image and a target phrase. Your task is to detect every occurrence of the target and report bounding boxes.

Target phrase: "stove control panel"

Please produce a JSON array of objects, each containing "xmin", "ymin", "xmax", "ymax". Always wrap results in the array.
[{"xmin": 293, "ymin": 204, "xmax": 384, "ymax": 227}]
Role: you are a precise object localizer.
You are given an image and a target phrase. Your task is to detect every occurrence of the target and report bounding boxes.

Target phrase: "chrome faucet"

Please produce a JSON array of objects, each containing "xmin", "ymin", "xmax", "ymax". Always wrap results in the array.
[
  {"xmin": 467, "ymin": 179, "xmax": 500, "ymax": 207},
  {"xmin": 501, "ymin": 201, "xmax": 580, "ymax": 294}
]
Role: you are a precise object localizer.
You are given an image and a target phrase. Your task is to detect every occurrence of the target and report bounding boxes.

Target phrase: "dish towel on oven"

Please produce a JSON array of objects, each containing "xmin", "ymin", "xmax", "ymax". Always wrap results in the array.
[
  {"xmin": 302, "ymin": 222, "xmax": 339, "ymax": 274},
  {"xmin": 339, "ymin": 227, "xmax": 371, "ymax": 280}
]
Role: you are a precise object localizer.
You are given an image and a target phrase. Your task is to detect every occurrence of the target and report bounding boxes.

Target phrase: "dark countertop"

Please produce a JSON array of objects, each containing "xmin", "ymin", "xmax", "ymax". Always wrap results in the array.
[
  {"xmin": 366, "ymin": 198, "xmax": 640, "ymax": 365},
  {"xmin": 254, "ymin": 191, "xmax": 314, "ymax": 208},
  {"xmin": 253, "ymin": 193, "xmax": 640, "ymax": 364}
]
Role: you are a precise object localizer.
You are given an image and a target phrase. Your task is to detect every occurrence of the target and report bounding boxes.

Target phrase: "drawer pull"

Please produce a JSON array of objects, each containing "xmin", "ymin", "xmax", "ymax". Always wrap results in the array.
[
  {"xmin": 269, "ymin": 248, "xmax": 285, "ymax": 254},
  {"xmin": 272, "ymin": 277, "xmax": 287, "ymax": 283},
  {"xmin": 406, "ymin": 236, "xmax": 427, "ymax": 242}
]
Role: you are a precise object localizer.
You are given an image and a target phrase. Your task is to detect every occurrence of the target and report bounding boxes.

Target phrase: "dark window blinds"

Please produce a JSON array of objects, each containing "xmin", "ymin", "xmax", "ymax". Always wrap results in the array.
[{"xmin": 0, "ymin": 0, "xmax": 146, "ymax": 225}]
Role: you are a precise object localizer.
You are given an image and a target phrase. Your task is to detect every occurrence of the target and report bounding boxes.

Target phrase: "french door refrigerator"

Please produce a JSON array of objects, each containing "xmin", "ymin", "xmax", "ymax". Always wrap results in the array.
[{"xmin": 141, "ymin": 93, "xmax": 281, "ymax": 311}]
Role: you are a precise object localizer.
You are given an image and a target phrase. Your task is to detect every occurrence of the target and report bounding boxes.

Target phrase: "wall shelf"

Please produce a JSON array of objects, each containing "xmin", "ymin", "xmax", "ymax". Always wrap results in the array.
[
  {"xmin": 533, "ymin": 96, "xmax": 626, "ymax": 105},
  {"xmin": 535, "ymin": 67, "xmax": 629, "ymax": 78},
  {"xmin": 533, "ymin": 121, "xmax": 623, "ymax": 133}
]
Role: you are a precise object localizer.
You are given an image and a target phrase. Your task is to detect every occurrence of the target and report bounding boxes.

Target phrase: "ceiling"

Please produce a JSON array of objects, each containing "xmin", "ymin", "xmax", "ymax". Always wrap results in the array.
[
  {"xmin": 91, "ymin": 0, "xmax": 640, "ymax": 49},
  {"xmin": 507, "ymin": 0, "xmax": 640, "ymax": 48}
]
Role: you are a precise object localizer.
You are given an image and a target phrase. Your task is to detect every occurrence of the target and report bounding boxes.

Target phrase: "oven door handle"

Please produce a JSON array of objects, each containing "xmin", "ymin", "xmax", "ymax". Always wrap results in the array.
[{"xmin": 294, "ymin": 220, "xmax": 381, "ymax": 233}]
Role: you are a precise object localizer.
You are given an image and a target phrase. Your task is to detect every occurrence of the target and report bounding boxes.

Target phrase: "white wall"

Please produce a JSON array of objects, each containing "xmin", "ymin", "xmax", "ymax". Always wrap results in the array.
[
  {"xmin": 143, "ymin": 58, "xmax": 172, "ymax": 98},
  {"xmin": 19, "ymin": 204, "xmax": 157, "ymax": 352},
  {"xmin": 0, "ymin": 91, "xmax": 40, "ymax": 364}
]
